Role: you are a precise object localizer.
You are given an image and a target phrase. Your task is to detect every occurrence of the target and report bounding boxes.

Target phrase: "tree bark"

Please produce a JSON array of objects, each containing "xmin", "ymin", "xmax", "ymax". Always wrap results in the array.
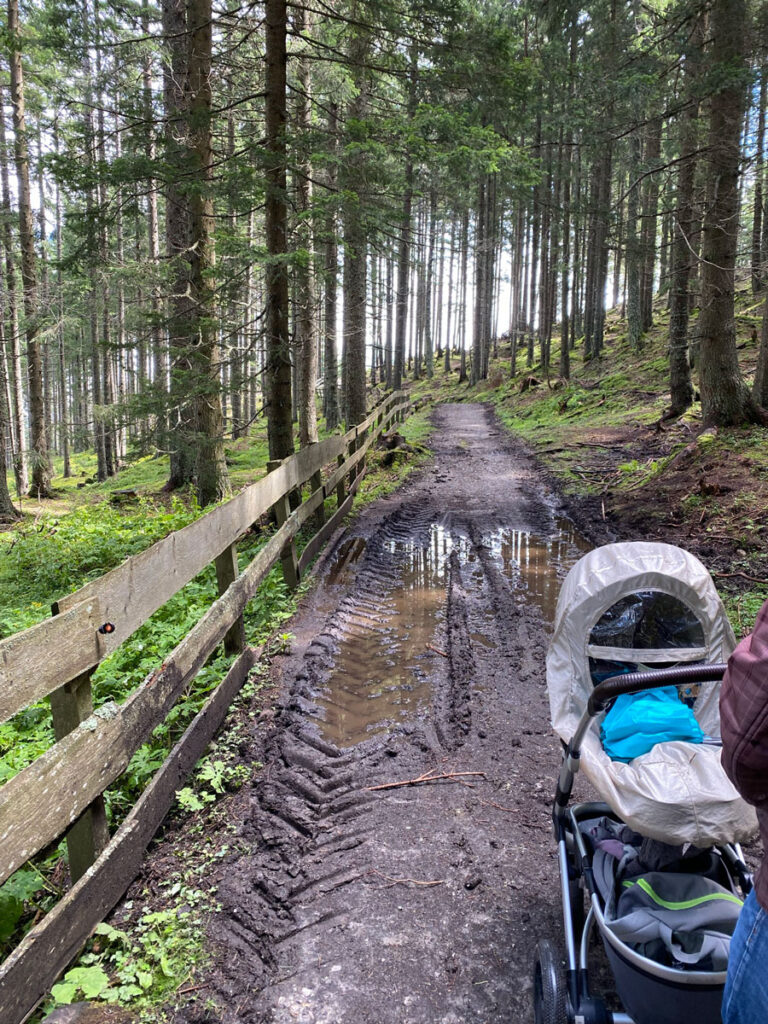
[
  {"xmin": 626, "ymin": 131, "xmax": 643, "ymax": 352},
  {"xmin": 264, "ymin": 0, "xmax": 294, "ymax": 460},
  {"xmin": 0, "ymin": 83, "xmax": 25, "ymax": 496},
  {"xmin": 8, "ymin": 0, "xmax": 51, "ymax": 497},
  {"xmin": 699, "ymin": 0, "xmax": 760, "ymax": 425},
  {"xmin": 341, "ymin": 9, "xmax": 370, "ymax": 428},
  {"xmin": 639, "ymin": 118, "xmax": 662, "ymax": 331},
  {"xmin": 752, "ymin": 66, "xmax": 766, "ymax": 293},
  {"xmin": 322, "ymin": 105, "xmax": 340, "ymax": 428},
  {"xmin": 667, "ymin": 12, "xmax": 704, "ymax": 417},
  {"xmin": 295, "ymin": 6, "xmax": 318, "ymax": 446},
  {"xmin": 187, "ymin": 0, "xmax": 229, "ymax": 505},
  {"xmin": 163, "ymin": 0, "xmax": 196, "ymax": 487},
  {"xmin": 753, "ymin": 295, "xmax": 768, "ymax": 406}
]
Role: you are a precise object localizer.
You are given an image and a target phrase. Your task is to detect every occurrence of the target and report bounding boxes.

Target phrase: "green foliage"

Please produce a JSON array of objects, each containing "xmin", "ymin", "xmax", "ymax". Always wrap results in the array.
[
  {"xmin": 0, "ymin": 498, "xmax": 200, "ymax": 633},
  {"xmin": 176, "ymin": 756, "xmax": 253, "ymax": 813},
  {"xmin": 48, "ymin": 887, "xmax": 209, "ymax": 1009},
  {"xmin": 0, "ymin": 869, "xmax": 46, "ymax": 946}
]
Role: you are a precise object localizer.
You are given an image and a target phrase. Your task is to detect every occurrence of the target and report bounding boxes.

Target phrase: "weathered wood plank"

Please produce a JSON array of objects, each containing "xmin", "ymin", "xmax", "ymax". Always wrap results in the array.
[
  {"xmin": 0, "ymin": 495, "xmax": 324, "ymax": 884},
  {"xmin": 53, "ymin": 434, "xmax": 348, "ymax": 650},
  {"xmin": 298, "ymin": 461, "xmax": 370, "ymax": 577},
  {"xmin": 214, "ymin": 544, "xmax": 245, "ymax": 655},
  {"xmin": 323, "ymin": 441, "xmax": 368, "ymax": 497},
  {"xmin": 0, "ymin": 646, "xmax": 258, "ymax": 1024},
  {"xmin": 0, "ymin": 600, "xmax": 103, "ymax": 725},
  {"xmin": 0, "ymin": 394, "xmax": 405, "ymax": 715},
  {"xmin": 298, "ymin": 489, "xmax": 355, "ymax": 575},
  {"xmin": 49, "ymin": 669, "xmax": 110, "ymax": 884}
]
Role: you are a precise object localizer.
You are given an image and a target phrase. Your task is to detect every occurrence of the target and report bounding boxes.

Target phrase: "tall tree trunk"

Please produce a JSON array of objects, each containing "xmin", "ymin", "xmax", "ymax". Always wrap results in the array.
[
  {"xmin": 295, "ymin": 6, "xmax": 318, "ymax": 446},
  {"xmin": 8, "ymin": 0, "xmax": 51, "ymax": 497},
  {"xmin": 753, "ymin": 295, "xmax": 768, "ymax": 406},
  {"xmin": 527, "ymin": 164, "xmax": 540, "ymax": 364},
  {"xmin": 559, "ymin": 141, "xmax": 572, "ymax": 380},
  {"xmin": 385, "ymin": 252, "xmax": 394, "ymax": 386},
  {"xmin": 187, "ymin": 0, "xmax": 229, "ymax": 504},
  {"xmin": 626, "ymin": 131, "xmax": 643, "ymax": 352},
  {"xmin": 752, "ymin": 66, "xmax": 766, "ymax": 293},
  {"xmin": 393, "ymin": 162, "xmax": 412, "ymax": 390},
  {"xmin": 639, "ymin": 118, "xmax": 662, "ymax": 331},
  {"xmin": 322, "ymin": 102, "xmax": 340, "ymax": 427},
  {"xmin": 471, "ymin": 180, "xmax": 485, "ymax": 385},
  {"xmin": 54, "ymin": 120, "xmax": 70, "ymax": 478},
  {"xmin": 424, "ymin": 190, "xmax": 436, "ymax": 378},
  {"xmin": 445, "ymin": 218, "xmax": 456, "ymax": 373},
  {"xmin": 163, "ymin": 0, "xmax": 196, "ymax": 486},
  {"xmin": 667, "ymin": 12, "xmax": 704, "ymax": 417},
  {"xmin": 0, "ymin": 316, "xmax": 19, "ymax": 518},
  {"xmin": 264, "ymin": 0, "xmax": 294, "ymax": 459},
  {"xmin": 341, "ymin": 9, "xmax": 370, "ymax": 427},
  {"xmin": 393, "ymin": 49, "xmax": 416, "ymax": 391},
  {"xmin": 37, "ymin": 132, "xmax": 53, "ymax": 457},
  {"xmin": 0, "ymin": 83, "xmax": 25, "ymax": 496},
  {"xmin": 143, "ymin": 0, "xmax": 166, "ymax": 439},
  {"xmin": 458, "ymin": 208, "xmax": 469, "ymax": 383},
  {"xmin": 699, "ymin": 0, "xmax": 760, "ymax": 425}
]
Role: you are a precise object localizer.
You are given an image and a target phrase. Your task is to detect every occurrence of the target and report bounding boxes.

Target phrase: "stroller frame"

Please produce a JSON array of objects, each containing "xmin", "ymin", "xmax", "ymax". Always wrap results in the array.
[{"xmin": 535, "ymin": 663, "xmax": 754, "ymax": 1024}]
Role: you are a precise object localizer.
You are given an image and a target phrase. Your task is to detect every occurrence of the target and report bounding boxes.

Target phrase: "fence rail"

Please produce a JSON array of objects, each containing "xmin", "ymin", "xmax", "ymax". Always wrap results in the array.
[{"xmin": 0, "ymin": 389, "xmax": 414, "ymax": 1024}]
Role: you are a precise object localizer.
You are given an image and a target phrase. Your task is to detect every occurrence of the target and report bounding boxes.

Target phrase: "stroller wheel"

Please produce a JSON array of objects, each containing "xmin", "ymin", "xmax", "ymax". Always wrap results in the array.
[{"xmin": 533, "ymin": 939, "xmax": 568, "ymax": 1024}]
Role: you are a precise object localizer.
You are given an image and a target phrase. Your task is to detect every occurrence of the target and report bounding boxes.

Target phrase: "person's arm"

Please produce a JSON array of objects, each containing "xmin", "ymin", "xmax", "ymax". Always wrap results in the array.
[{"xmin": 720, "ymin": 598, "xmax": 768, "ymax": 808}]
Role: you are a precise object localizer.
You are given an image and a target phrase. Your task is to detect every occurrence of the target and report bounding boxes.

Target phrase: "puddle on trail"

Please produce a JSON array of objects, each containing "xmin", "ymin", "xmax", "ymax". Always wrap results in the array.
[
  {"xmin": 310, "ymin": 518, "xmax": 590, "ymax": 748},
  {"xmin": 488, "ymin": 518, "xmax": 592, "ymax": 621}
]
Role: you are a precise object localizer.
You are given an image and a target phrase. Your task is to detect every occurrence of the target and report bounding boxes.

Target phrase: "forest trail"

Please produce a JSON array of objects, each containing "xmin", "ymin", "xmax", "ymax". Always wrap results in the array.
[{"xmin": 163, "ymin": 403, "xmax": 596, "ymax": 1024}]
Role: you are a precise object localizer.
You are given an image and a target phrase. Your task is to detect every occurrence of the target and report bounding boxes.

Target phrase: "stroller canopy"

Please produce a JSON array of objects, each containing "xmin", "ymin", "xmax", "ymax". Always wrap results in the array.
[{"xmin": 547, "ymin": 542, "xmax": 757, "ymax": 846}]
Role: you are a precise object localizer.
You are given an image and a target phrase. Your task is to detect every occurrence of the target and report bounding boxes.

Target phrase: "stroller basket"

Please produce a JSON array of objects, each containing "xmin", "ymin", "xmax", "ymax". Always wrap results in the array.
[{"xmin": 567, "ymin": 799, "xmax": 747, "ymax": 1024}]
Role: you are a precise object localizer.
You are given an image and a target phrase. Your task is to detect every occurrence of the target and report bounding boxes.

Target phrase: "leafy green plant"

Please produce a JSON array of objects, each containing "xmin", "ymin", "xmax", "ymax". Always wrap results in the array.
[
  {"xmin": 49, "ymin": 887, "xmax": 209, "ymax": 1009},
  {"xmin": 0, "ymin": 869, "xmax": 45, "ymax": 946}
]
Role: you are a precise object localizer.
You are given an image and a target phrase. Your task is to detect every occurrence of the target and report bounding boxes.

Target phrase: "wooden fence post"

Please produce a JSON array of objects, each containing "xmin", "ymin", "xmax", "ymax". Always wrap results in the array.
[
  {"xmin": 49, "ymin": 669, "xmax": 109, "ymax": 883},
  {"xmin": 308, "ymin": 442, "xmax": 325, "ymax": 529},
  {"xmin": 267, "ymin": 459, "xmax": 300, "ymax": 590},
  {"xmin": 214, "ymin": 544, "xmax": 246, "ymax": 654},
  {"xmin": 357, "ymin": 427, "xmax": 369, "ymax": 479},
  {"xmin": 336, "ymin": 452, "xmax": 347, "ymax": 507}
]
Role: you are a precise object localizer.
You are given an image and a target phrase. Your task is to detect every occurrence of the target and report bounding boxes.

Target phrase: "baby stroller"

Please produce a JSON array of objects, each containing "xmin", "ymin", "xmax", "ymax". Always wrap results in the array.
[{"xmin": 534, "ymin": 542, "xmax": 758, "ymax": 1024}]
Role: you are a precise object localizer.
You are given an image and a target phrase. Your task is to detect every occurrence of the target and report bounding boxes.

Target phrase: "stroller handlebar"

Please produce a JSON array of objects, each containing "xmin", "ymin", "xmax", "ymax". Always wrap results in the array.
[{"xmin": 587, "ymin": 663, "xmax": 727, "ymax": 717}]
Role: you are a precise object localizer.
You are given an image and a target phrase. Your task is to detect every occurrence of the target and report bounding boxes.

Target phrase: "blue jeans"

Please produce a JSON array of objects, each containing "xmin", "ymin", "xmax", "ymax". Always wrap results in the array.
[{"xmin": 722, "ymin": 889, "xmax": 768, "ymax": 1024}]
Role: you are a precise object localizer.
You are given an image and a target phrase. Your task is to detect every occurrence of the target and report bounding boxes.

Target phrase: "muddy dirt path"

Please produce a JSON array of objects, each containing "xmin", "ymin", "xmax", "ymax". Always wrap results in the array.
[{"xmin": 170, "ymin": 403, "xmax": 598, "ymax": 1024}]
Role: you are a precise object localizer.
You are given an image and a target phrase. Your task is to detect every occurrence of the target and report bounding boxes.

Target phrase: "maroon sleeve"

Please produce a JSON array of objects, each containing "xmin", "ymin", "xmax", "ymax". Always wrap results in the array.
[{"xmin": 720, "ymin": 598, "xmax": 768, "ymax": 808}]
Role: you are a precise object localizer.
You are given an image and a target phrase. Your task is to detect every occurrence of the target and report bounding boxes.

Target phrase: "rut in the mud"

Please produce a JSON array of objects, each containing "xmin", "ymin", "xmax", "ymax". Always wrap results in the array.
[{"xmin": 164, "ymin": 403, "xmax": 596, "ymax": 1024}]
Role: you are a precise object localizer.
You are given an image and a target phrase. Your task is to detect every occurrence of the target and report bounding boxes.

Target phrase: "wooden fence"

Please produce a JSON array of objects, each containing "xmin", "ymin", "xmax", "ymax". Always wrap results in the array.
[{"xmin": 0, "ymin": 390, "xmax": 414, "ymax": 1024}]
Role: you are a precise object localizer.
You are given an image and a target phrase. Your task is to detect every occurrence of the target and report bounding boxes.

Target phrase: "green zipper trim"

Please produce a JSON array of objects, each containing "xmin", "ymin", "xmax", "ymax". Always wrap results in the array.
[{"xmin": 621, "ymin": 877, "xmax": 744, "ymax": 910}]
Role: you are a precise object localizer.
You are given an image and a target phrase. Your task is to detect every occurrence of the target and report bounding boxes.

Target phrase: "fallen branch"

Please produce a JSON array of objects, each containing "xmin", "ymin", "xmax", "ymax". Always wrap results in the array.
[
  {"xmin": 713, "ymin": 571, "xmax": 768, "ymax": 586},
  {"xmin": 365, "ymin": 769, "xmax": 486, "ymax": 792},
  {"xmin": 427, "ymin": 643, "xmax": 448, "ymax": 658},
  {"xmin": 368, "ymin": 868, "xmax": 444, "ymax": 888},
  {"xmin": 177, "ymin": 982, "xmax": 210, "ymax": 996}
]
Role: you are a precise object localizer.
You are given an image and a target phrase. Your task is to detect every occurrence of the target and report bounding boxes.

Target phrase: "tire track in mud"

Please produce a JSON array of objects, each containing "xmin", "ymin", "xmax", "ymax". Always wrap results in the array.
[{"xmin": 170, "ymin": 404, "xmax": 592, "ymax": 1024}]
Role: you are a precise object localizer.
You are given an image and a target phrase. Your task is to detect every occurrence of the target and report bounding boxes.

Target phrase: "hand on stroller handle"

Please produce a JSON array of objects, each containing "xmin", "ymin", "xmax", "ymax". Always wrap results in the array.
[{"xmin": 587, "ymin": 663, "xmax": 726, "ymax": 717}]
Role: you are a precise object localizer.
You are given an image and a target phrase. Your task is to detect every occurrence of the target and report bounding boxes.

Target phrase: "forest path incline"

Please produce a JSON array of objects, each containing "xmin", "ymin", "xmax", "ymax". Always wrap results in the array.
[{"xmin": 169, "ymin": 403, "xmax": 592, "ymax": 1024}]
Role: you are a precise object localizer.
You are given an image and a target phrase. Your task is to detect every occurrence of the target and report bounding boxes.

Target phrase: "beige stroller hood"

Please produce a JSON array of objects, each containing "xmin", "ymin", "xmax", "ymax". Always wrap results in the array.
[{"xmin": 546, "ymin": 541, "xmax": 757, "ymax": 847}]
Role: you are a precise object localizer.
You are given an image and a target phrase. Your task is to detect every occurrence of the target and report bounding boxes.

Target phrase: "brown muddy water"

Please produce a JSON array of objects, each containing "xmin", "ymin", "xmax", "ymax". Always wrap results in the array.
[{"xmin": 309, "ymin": 517, "xmax": 591, "ymax": 748}]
